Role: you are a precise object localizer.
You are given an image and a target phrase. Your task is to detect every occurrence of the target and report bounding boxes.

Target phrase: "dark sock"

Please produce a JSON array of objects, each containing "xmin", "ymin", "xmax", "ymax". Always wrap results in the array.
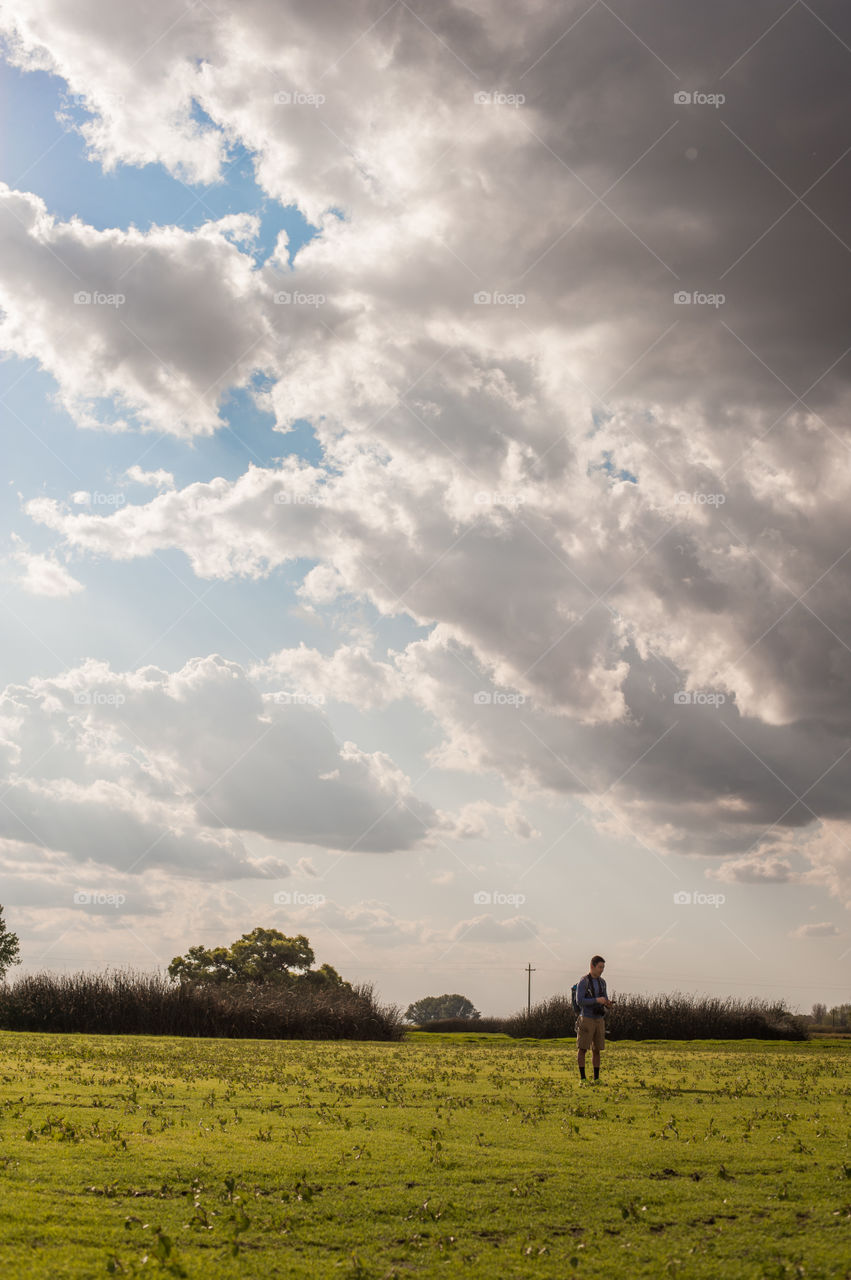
[
  {"xmin": 593, "ymin": 1066, "xmax": 600, "ymax": 1080},
  {"xmin": 579, "ymin": 1066, "xmax": 586, "ymax": 1080}
]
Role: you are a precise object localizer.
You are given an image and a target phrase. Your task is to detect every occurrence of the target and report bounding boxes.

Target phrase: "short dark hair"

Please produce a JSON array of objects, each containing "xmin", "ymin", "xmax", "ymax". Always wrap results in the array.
[{"xmin": 590, "ymin": 955, "xmax": 605, "ymax": 967}]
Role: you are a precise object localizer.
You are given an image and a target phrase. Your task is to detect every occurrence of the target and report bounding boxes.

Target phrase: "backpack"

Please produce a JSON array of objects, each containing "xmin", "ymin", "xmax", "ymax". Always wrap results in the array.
[{"xmin": 571, "ymin": 973, "xmax": 596, "ymax": 1016}]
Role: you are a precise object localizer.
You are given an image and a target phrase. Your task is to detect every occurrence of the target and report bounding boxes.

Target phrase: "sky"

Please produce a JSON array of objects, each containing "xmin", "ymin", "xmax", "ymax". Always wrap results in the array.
[{"xmin": 0, "ymin": 0, "xmax": 850, "ymax": 1018}]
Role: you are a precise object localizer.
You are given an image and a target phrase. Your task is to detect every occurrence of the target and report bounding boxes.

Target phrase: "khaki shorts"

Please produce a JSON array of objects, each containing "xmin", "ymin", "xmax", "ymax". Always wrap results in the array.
[{"xmin": 576, "ymin": 1015, "xmax": 605, "ymax": 1052}]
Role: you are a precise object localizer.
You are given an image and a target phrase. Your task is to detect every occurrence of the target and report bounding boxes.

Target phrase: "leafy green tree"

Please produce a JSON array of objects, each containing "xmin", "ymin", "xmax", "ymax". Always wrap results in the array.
[
  {"xmin": 827, "ymin": 1003, "xmax": 850, "ymax": 1028},
  {"xmin": 168, "ymin": 928, "xmax": 350, "ymax": 990},
  {"xmin": 0, "ymin": 905, "xmax": 21, "ymax": 981},
  {"xmin": 404, "ymin": 993, "xmax": 480, "ymax": 1023}
]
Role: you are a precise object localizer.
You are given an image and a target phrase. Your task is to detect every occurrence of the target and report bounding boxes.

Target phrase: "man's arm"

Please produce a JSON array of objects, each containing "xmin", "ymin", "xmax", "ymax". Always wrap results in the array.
[{"xmin": 577, "ymin": 976, "xmax": 599, "ymax": 1016}]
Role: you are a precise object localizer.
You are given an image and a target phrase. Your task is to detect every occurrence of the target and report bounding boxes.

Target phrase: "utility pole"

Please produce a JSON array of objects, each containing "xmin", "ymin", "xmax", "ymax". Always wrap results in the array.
[{"xmin": 525, "ymin": 962, "xmax": 536, "ymax": 1014}]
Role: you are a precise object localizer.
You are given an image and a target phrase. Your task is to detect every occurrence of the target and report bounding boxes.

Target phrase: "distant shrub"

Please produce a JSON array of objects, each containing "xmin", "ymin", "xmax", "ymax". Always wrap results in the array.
[
  {"xmin": 413, "ymin": 1016, "xmax": 508, "ymax": 1033},
  {"xmin": 404, "ymin": 994, "xmax": 479, "ymax": 1023},
  {"xmin": 0, "ymin": 969, "xmax": 404, "ymax": 1041},
  {"xmin": 503, "ymin": 992, "xmax": 809, "ymax": 1041}
]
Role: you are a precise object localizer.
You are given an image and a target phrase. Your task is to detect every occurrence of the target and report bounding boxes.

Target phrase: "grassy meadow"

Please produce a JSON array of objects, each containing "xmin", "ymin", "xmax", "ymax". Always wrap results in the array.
[{"xmin": 0, "ymin": 1029, "xmax": 848, "ymax": 1279}]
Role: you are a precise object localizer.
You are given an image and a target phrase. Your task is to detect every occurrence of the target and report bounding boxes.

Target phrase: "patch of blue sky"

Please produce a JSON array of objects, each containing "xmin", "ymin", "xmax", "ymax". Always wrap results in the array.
[
  {"xmin": 590, "ymin": 450, "xmax": 637, "ymax": 484},
  {"xmin": 0, "ymin": 356, "xmax": 329, "ymax": 510},
  {"xmin": 587, "ymin": 405, "xmax": 614, "ymax": 436},
  {"xmin": 0, "ymin": 61, "xmax": 435, "ymax": 682},
  {"xmin": 0, "ymin": 61, "xmax": 337, "ymax": 493},
  {"xmin": 1, "ymin": 539, "xmax": 435, "ymax": 685},
  {"xmin": 0, "ymin": 546, "xmax": 319, "ymax": 683},
  {"xmin": 0, "ymin": 63, "xmax": 318, "ymax": 264}
]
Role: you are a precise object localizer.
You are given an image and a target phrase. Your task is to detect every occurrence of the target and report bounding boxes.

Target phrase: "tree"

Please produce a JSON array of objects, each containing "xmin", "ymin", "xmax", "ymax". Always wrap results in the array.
[
  {"xmin": 0, "ymin": 905, "xmax": 21, "ymax": 982},
  {"xmin": 168, "ymin": 929, "xmax": 351, "ymax": 990},
  {"xmin": 812, "ymin": 1002, "xmax": 827, "ymax": 1024},
  {"xmin": 404, "ymin": 993, "xmax": 480, "ymax": 1023}
]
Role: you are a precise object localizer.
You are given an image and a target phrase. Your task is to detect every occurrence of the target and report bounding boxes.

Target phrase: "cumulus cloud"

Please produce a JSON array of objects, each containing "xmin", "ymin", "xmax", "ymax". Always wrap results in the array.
[
  {"xmin": 9, "ymin": 544, "xmax": 83, "ymax": 596},
  {"xmin": 0, "ymin": 187, "xmax": 279, "ymax": 436},
  {"xmin": 252, "ymin": 640, "xmax": 407, "ymax": 710},
  {"xmin": 4, "ymin": 0, "xmax": 851, "ymax": 916},
  {"xmin": 706, "ymin": 853, "xmax": 799, "ymax": 884},
  {"xmin": 791, "ymin": 921, "xmax": 840, "ymax": 939},
  {"xmin": 0, "ymin": 654, "xmax": 441, "ymax": 881},
  {"xmin": 123, "ymin": 466, "xmax": 175, "ymax": 490}
]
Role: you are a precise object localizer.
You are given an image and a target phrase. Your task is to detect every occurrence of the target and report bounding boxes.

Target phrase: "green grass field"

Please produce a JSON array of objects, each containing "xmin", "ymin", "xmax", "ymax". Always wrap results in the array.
[{"xmin": 0, "ymin": 1029, "xmax": 848, "ymax": 1279}]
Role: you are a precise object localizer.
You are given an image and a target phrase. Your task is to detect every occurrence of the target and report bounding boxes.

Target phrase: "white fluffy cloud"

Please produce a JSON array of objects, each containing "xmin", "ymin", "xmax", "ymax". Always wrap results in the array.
[
  {"xmin": 0, "ymin": 188, "xmax": 277, "ymax": 436},
  {"xmin": 0, "ymin": 654, "xmax": 441, "ymax": 879},
  {"xmin": 8, "ymin": 544, "xmax": 83, "ymax": 596},
  {"xmin": 252, "ymin": 641, "xmax": 407, "ymax": 710},
  {"xmin": 4, "ymin": 0, "xmax": 851, "ymax": 922}
]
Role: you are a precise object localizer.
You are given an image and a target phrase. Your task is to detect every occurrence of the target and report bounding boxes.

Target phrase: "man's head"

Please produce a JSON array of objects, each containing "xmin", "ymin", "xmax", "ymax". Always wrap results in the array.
[{"xmin": 590, "ymin": 955, "xmax": 605, "ymax": 977}]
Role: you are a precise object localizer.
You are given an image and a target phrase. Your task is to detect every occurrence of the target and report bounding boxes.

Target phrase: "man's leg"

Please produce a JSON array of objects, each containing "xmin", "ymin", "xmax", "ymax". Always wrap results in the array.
[
  {"xmin": 576, "ymin": 1019, "xmax": 589, "ymax": 1079},
  {"xmin": 592, "ymin": 1019, "xmax": 604, "ymax": 1080}
]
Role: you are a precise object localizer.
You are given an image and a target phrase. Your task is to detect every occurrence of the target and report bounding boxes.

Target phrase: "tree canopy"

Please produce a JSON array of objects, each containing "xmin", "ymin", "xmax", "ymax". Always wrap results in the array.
[
  {"xmin": 404, "ymin": 993, "xmax": 480, "ymax": 1023},
  {"xmin": 168, "ymin": 928, "xmax": 350, "ymax": 990},
  {"xmin": 0, "ymin": 905, "xmax": 21, "ymax": 982}
]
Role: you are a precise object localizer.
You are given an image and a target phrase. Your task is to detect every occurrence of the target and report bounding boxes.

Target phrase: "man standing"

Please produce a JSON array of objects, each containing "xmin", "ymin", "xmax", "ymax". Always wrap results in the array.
[{"xmin": 576, "ymin": 955, "xmax": 612, "ymax": 1084}]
